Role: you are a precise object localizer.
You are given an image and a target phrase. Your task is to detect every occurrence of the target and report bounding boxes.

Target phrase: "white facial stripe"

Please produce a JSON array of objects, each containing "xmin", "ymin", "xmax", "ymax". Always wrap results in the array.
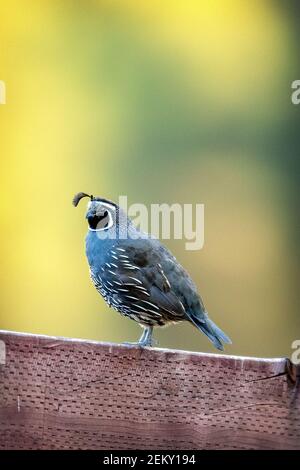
[{"xmin": 87, "ymin": 200, "xmax": 116, "ymax": 212}]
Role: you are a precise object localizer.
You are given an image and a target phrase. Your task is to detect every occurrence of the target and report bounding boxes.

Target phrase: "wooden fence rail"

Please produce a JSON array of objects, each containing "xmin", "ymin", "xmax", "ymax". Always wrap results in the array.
[{"xmin": 0, "ymin": 330, "xmax": 299, "ymax": 450}]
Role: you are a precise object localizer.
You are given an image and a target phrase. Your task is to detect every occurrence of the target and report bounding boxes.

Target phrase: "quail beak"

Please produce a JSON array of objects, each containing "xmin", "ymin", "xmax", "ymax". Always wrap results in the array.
[
  {"xmin": 86, "ymin": 208, "xmax": 96, "ymax": 220},
  {"xmin": 86, "ymin": 208, "xmax": 99, "ymax": 230}
]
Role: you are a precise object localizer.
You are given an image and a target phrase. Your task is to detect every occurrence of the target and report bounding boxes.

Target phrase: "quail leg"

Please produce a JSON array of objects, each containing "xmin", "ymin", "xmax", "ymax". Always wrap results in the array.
[
  {"xmin": 124, "ymin": 326, "xmax": 155, "ymax": 347},
  {"xmin": 138, "ymin": 326, "xmax": 154, "ymax": 347}
]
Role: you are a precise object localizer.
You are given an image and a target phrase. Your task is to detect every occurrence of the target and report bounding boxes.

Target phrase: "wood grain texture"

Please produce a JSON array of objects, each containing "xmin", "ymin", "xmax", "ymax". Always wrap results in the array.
[{"xmin": 0, "ymin": 330, "xmax": 299, "ymax": 450}]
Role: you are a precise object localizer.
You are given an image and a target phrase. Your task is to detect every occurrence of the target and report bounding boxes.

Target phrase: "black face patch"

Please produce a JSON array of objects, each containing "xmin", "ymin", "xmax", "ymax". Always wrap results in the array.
[{"xmin": 88, "ymin": 210, "xmax": 110, "ymax": 230}]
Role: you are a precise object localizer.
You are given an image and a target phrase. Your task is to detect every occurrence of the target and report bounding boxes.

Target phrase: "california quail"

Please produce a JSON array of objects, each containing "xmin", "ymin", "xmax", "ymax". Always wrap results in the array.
[{"xmin": 73, "ymin": 192, "xmax": 231, "ymax": 350}]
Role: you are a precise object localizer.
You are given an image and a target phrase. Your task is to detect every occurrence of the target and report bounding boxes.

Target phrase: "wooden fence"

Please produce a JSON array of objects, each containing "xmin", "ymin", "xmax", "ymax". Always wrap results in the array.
[{"xmin": 0, "ymin": 330, "xmax": 299, "ymax": 450}]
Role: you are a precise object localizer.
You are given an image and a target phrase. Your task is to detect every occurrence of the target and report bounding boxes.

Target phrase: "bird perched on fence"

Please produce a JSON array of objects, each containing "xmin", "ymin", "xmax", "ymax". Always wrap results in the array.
[{"xmin": 73, "ymin": 192, "xmax": 231, "ymax": 350}]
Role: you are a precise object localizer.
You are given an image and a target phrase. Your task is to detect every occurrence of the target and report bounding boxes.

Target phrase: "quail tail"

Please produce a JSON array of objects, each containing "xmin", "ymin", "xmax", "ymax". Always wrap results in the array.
[{"xmin": 189, "ymin": 313, "xmax": 232, "ymax": 351}]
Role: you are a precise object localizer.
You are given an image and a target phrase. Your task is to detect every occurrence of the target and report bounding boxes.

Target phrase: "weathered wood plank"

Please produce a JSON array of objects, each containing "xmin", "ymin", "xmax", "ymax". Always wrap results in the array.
[{"xmin": 0, "ymin": 330, "xmax": 299, "ymax": 450}]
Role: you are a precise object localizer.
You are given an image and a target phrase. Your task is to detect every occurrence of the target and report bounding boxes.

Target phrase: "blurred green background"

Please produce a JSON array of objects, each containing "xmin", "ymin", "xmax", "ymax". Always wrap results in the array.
[{"xmin": 0, "ymin": 0, "xmax": 299, "ymax": 357}]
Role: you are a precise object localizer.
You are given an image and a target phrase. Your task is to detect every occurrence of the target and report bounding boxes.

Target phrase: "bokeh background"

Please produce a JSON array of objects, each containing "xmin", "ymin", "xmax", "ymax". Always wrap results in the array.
[{"xmin": 0, "ymin": 0, "xmax": 299, "ymax": 357}]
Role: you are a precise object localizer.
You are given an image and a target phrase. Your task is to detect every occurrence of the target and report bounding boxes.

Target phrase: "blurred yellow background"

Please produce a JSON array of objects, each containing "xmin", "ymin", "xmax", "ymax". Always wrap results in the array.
[{"xmin": 0, "ymin": 0, "xmax": 299, "ymax": 357}]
